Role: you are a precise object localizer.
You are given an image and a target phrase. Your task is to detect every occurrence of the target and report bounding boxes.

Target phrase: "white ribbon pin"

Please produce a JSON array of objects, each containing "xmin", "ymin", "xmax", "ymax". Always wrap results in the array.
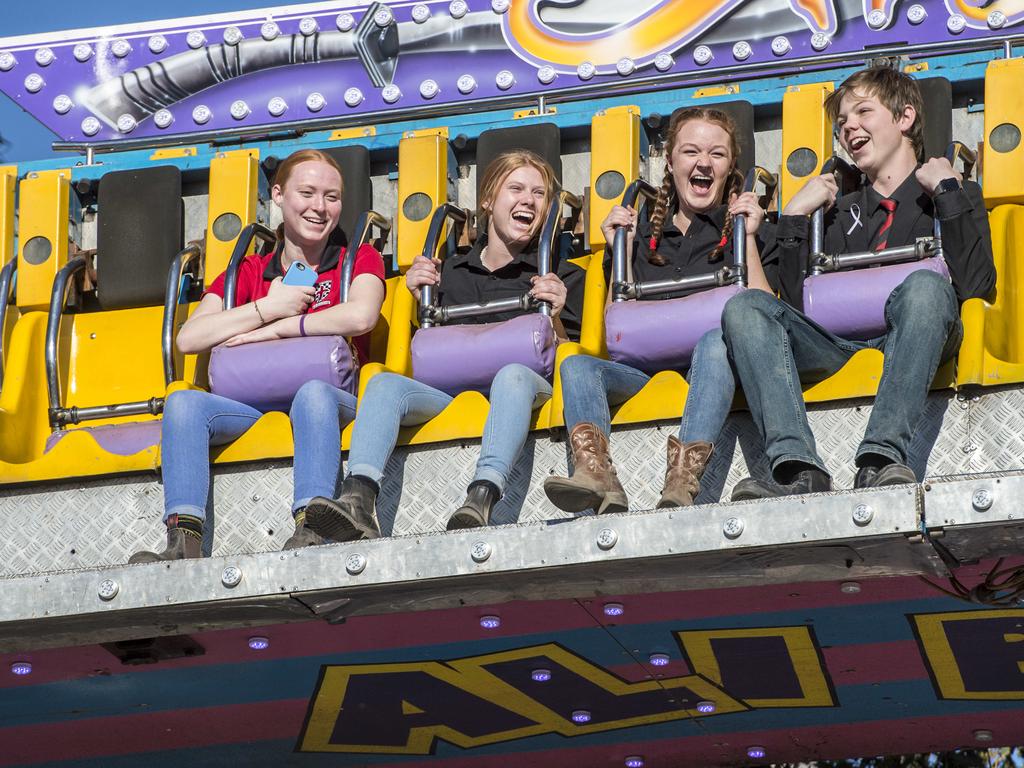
[{"xmin": 846, "ymin": 203, "xmax": 862, "ymax": 236}]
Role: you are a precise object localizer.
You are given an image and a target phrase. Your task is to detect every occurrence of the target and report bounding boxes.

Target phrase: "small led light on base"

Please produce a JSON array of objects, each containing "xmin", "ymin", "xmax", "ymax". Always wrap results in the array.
[
  {"xmin": 149, "ymin": 35, "xmax": 168, "ymax": 54},
  {"xmin": 336, "ymin": 13, "xmax": 355, "ymax": 32},
  {"xmin": 81, "ymin": 117, "xmax": 101, "ymax": 136},
  {"xmin": 491, "ymin": 0, "xmax": 510, "ymax": 13},
  {"xmin": 248, "ymin": 636, "xmax": 270, "ymax": 651},
  {"xmin": 306, "ymin": 92, "xmax": 326, "ymax": 112},
  {"xmin": 947, "ymin": 14, "xmax": 966, "ymax": 34},
  {"xmin": 989, "ymin": 10, "xmax": 1008, "ymax": 29},
  {"xmin": 624, "ymin": 757, "xmax": 645, "ymax": 768},
  {"xmin": 603, "ymin": 602, "xmax": 624, "ymax": 617},
  {"xmin": 72, "ymin": 44, "xmax": 93, "ymax": 62},
  {"xmin": 648, "ymin": 653, "xmax": 670, "ymax": 667},
  {"xmin": 577, "ymin": 61, "xmax": 596, "ymax": 80},
  {"xmin": 747, "ymin": 745, "xmax": 767, "ymax": 759},
  {"xmin": 111, "ymin": 39, "xmax": 132, "ymax": 58},
  {"xmin": 692, "ymin": 46, "xmax": 713, "ymax": 65},
  {"xmin": 412, "ymin": 4, "xmax": 431, "ymax": 23},
  {"xmin": 907, "ymin": 5, "xmax": 927, "ymax": 24},
  {"xmin": 655, "ymin": 52, "xmax": 675, "ymax": 71},
  {"xmin": 24, "ymin": 74, "xmax": 45, "ymax": 93},
  {"xmin": 571, "ymin": 709, "xmax": 592, "ymax": 723},
  {"xmin": 186, "ymin": 30, "xmax": 207, "ymax": 49},
  {"xmin": 382, "ymin": 84, "xmax": 402, "ymax": 103},
  {"xmin": 154, "ymin": 109, "xmax": 174, "ymax": 129},
  {"xmin": 867, "ymin": 9, "xmax": 887, "ymax": 29},
  {"xmin": 230, "ymin": 100, "xmax": 251, "ymax": 120},
  {"xmin": 811, "ymin": 33, "xmax": 831, "ymax": 51},
  {"xmin": 374, "ymin": 6, "xmax": 394, "ymax": 26},
  {"xmin": 52, "ymin": 95, "xmax": 73, "ymax": 114},
  {"xmin": 192, "ymin": 104, "xmax": 212, "ymax": 124},
  {"xmin": 10, "ymin": 661, "xmax": 32, "ymax": 676},
  {"xmin": 457, "ymin": 75, "xmax": 477, "ymax": 94},
  {"xmin": 840, "ymin": 581, "xmax": 861, "ymax": 594},
  {"xmin": 419, "ymin": 79, "xmax": 440, "ymax": 99},
  {"xmin": 0, "ymin": 52, "xmax": 17, "ymax": 71},
  {"xmin": 496, "ymin": 70, "xmax": 515, "ymax": 90},
  {"xmin": 449, "ymin": 0, "xmax": 468, "ymax": 19},
  {"xmin": 537, "ymin": 65, "xmax": 556, "ymax": 84},
  {"xmin": 616, "ymin": 57, "xmax": 635, "ymax": 76},
  {"xmin": 974, "ymin": 729, "xmax": 994, "ymax": 742},
  {"xmin": 116, "ymin": 114, "xmax": 138, "ymax": 133},
  {"xmin": 261, "ymin": 21, "xmax": 280, "ymax": 41},
  {"xmin": 479, "ymin": 615, "xmax": 501, "ymax": 629},
  {"xmin": 344, "ymin": 88, "xmax": 364, "ymax": 107},
  {"xmin": 732, "ymin": 41, "xmax": 752, "ymax": 61},
  {"xmin": 299, "ymin": 17, "xmax": 319, "ymax": 35},
  {"xmin": 531, "ymin": 668, "xmax": 552, "ymax": 682},
  {"xmin": 35, "ymin": 48, "xmax": 55, "ymax": 67},
  {"xmin": 267, "ymin": 97, "xmax": 287, "ymax": 117},
  {"xmin": 696, "ymin": 700, "xmax": 716, "ymax": 713},
  {"xmin": 771, "ymin": 36, "xmax": 791, "ymax": 56},
  {"xmin": 223, "ymin": 26, "xmax": 244, "ymax": 45}
]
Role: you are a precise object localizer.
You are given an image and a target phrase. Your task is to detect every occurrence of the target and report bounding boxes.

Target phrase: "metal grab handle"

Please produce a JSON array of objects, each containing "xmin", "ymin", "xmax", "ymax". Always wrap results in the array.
[
  {"xmin": 611, "ymin": 179, "xmax": 661, "ymax": 303},
  {"xmin": 418, "ymin": 203, "xmax": 468, "ymax": 328},
  {"xmin": 732, "ymin": 166, "xmax": 778, "ymax": 284},
  {"xmin": 161, "ymin": 243, "xmax": 203, "ymax": 386},
  {"xmin": 0, "ymin": 260, "xmax": 16, "ymax": 392},
  {"xmin": 931, "ymin": 141, "xmax": 978, "ymax": 261},
  {"xmin": 223, "ymin": 223, "xmax": 278, "ymax": 310},
  {"xmin": 536, "ymin": 190, "xmax": 584, "ymax": 316},
  {"xmin": 45, "ymin": 257, "xmax": 88, "ymax": 428},
  {"xmin": 809, "ymin": 155, "xmax": 861, "ymax": 275},
  {"xmin": 343, "ymin": 211, "xmax": 392, "ymax": 303}
]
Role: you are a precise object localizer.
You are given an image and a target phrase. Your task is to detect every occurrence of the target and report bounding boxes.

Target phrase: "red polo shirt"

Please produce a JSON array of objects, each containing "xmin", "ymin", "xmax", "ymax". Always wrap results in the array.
[{"xmin": 205, "ymin": 243, "xmax": 385, "ymax": 365}]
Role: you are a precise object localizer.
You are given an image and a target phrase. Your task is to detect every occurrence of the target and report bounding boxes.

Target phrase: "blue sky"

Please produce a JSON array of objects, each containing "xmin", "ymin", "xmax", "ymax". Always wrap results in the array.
[{"xmin": 0, "ymin": 0, "xmax": 273, "ymax": 161}]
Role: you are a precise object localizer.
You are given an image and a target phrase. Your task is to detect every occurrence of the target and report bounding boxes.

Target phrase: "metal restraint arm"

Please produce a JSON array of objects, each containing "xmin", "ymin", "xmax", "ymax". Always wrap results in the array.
[
  {"xmin": 417, "ymin": 203, "xmax": 468, "ymax": 329},
  {"xmin": 342, "ymin": 211, "xmax": 392, "ymax": 303},
  {"xmin": 611, "ymin": 179, "xmax": 661, "ymax": 302},
  {"xmin": 45, "ymin": 257, "xmax": 165, "ymax": 430},
  {"xmin": 161, "ymin": 243, "xmax": 203, "ymax": 386},
  {"xmin": 222, "ymin": 223, "xmax": 278, "ymax": 310},
  {"xmin": 0, "ymin": 260, "xmax": 16, "ymax": 392},
  {"xmin": 534, "ymin": 190, "xmax": 583, "ymax": 317},
  {"xmin": 730, "ymin": 165, "xmax": 778, "ymax": 283},
  {"xmin": 810, "ymin": 143, "xmax": 977, "ymax": 274}
]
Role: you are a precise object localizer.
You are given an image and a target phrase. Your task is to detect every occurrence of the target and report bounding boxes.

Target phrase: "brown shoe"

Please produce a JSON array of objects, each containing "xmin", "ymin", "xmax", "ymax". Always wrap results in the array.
[
  {"xmin": 656, "ymin": 437, "xmax": 713, "ymax": 509},
  {"xmin": 543, "ymin": 423, "xmax": 628, "ymax": 515},
  {"xmin": 128, "ymin": 528, "xmax": 202, "ymax": 564}
]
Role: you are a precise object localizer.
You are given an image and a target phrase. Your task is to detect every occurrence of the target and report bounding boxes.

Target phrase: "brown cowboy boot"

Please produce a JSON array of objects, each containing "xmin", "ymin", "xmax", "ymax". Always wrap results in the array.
[
  {"xmin": 656, "ymin": 436, "xmax": 713, "ymax": 509},
  {"xmin": 543, "ymin": 423, "xmax": 628, "ymax": 515}
]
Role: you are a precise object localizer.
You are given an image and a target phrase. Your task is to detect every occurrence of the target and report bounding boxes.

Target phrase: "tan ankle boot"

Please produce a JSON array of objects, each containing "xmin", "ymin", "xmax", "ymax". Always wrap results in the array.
[
  {"xmin": 656, "ymin": 436, "xmax": 713, "ymax": 509},
  {"xmin": 544, "ymin": 423, "xmax": 628, "ymax": 515}
]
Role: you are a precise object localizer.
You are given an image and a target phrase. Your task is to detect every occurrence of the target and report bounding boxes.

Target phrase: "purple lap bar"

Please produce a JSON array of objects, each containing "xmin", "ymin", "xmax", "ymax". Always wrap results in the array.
[
  {"xmin": 208, "ymin": 335, "xmax": 357, "ymax": 411},
  {"xmin": 803, "ymin": 257, "xmax": 950, "ymax": 340},
  {"xmin": 411, "ymin": 313, "xmax": 556, "ymax": 395},
  {"xmin": 605, "ymin": 284, "xmax": 743, "ymax": 373},
  {"xmin": 45, "ymin": 420, "xmax": 162, "ymax": 456}
]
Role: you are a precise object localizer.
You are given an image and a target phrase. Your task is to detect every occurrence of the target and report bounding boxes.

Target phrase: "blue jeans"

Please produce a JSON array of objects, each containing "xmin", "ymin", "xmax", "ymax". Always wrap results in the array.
[
  {"xmin": 721, "ymin": 269, "xmax": 962, "ymax": 476},
  {"xmin": 347, "ymin": 364, "xmax": 551, "ymax": 494},
  {"xmin": 161, "ymin": 380, "xmax": 357, "ymax": 521},
  {"xmin": 559, "ymin": 329, "xmax": 736, "ymax": 443}
]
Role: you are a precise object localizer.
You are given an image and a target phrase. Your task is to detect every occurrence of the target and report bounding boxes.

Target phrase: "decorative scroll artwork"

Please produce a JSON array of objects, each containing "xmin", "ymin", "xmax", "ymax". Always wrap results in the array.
[{"xmin": 0, "ymin": 0, "xmax": 1017, "ymax": 143}]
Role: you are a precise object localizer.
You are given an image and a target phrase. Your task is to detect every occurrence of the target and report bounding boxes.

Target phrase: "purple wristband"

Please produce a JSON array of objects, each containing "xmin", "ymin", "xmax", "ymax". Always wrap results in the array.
[{"xmin": 299, "ymin": 314, "xmax": 308, "ymax": 338}]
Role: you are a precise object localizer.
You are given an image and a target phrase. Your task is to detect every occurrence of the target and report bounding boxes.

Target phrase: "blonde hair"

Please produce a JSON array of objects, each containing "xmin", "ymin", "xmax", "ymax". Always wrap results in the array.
[
  {"xmin": 271, "ymin": 149, "xmax": 345, "ymax": 242},
  {"xmin": 477, "ymin": 149, "xmax": 558, "ymax": 240},
  {"xmin": 649, "ymin": 108, "xmax": 742, "ymax": 266}
]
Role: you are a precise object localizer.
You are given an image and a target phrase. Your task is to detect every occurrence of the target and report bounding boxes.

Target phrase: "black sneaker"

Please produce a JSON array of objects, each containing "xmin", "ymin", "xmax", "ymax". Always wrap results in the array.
[
  {"xmin": 730, "ymin": 469, "xmax": 832, "ymax": 501},
  {"xmin": 854, "ymin": 462, "xmax": 916, "ymax": 489}
]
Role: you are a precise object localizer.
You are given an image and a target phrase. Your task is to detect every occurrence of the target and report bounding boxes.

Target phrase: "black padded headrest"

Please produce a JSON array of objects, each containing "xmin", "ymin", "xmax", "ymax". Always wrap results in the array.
[
  {"xmin": 917, "ymin": 76, "xmax": 953, "ymax": 161},
  {"xmin": 96, "ymin": 166, "xmax": 183, "ymax": 311},
  {"xmin": 669, "ymin": 101, "xmax": 756, "ymax": 177},
  {"xmin": 321, "ymin": 146, "xmax": 373, "ymax": 246},
  {"xmin": 476, "ymin": 123, "xmax": 562, "ymax": 198}
]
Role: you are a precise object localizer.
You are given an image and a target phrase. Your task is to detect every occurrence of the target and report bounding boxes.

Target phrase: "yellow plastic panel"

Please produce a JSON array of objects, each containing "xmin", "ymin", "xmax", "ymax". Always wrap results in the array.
[
  {"xmin": 0, "ymin": 312, "xmax": 51, "ymax": 465},
  {"xmin": 16, "ymin": 169, "xmax": 72, "ymax": 311},
  {"xmin": 0, "ymin": 166, "xmax": 16, "ymax": 267},
  {"xmin": 781, "ymin": 82, "xmax": 834, "ymax": 212},
  {"xmin": 589, "ymin": 106, "xmax": 642, "ymax": 251},
  {"xmin": 330, "ymin": 126, "xmax": 376, "ymax": 140},
  {"xmin": 957, "ymin": 204, "xmax": 1024, "ymax": 386},
  {"xmin": 396, "ymin": 128, "xmax": 449, "ymax": 269},
  {"xmin": 982, "ymin": 58, "xmax": 1024, "ymax": 207},
  {"xmin": 205, "ymin": 149, "xmax": 260, "ymax": 286}
]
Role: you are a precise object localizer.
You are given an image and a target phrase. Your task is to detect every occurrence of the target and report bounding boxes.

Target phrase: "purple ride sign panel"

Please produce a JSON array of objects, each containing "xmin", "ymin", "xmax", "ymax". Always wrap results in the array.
[{"xmin": 0, "ymin": 0, "xmax": 1019, "ymax": 144}]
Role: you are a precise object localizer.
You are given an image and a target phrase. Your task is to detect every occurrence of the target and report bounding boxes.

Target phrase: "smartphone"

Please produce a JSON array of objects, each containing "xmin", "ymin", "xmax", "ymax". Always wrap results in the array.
[{"xmin": 282, "ymin": 261, "xmax": 318, "ymax": 287}]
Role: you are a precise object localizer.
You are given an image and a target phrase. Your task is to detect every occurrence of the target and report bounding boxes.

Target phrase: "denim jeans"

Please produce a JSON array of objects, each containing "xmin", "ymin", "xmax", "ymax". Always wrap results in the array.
[
  {"xmin": 161, "ymin": 380, "xmax": 357, "ymax": 521},
  {"xmin": 559, "ymin": 329, "xmax": 736, "ymax": 444},
  {"xmin": 347, "ymin": 363, "xmax": 552, "ymax": 494},
  {"xmin": 721, "ymin": 269, "xmax": 962, "ymax": 476}
]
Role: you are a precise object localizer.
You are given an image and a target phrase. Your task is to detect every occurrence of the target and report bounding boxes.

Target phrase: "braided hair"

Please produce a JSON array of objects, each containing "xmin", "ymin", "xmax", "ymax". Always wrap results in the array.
[{"xmin": 647, "ymin": 107, "xmax": 741, "ymax": 266}]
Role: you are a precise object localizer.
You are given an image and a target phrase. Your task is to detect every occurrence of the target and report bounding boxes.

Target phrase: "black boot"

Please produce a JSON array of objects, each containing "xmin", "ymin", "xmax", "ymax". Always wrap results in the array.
[
  {"xmin": 731, "ymin": 467, "xmax": 832, "ymax": 501},
  {"xmin": 446, "ymin": 481, "xmax": 500, "ymax": 530},
  {"xmin": 305, "ymin": 475, "xmax": 380, "ymax": 542},
  {"xmin": 129, "ymin": 527, "xmax": 202, "ymax": 564},
  {"xmin": 282, "ymin": 508, "xmax": 326, "ymax": 550},
  {"xmin": 854, "ymin": 454, "xmax": 917, "ymax": 488}
]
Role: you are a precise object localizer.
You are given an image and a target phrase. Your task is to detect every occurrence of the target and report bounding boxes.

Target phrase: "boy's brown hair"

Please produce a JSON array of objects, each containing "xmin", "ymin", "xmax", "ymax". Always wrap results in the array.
[{"xmin": 824, "ymin": 66, "xmax": 925, "ymax": 161}]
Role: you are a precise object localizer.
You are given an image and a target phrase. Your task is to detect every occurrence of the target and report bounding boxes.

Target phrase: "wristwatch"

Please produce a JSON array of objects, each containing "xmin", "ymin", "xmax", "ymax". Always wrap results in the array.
[{"xmin": 933, "ymin": 177, "xmax": 961, "ymax": 197}]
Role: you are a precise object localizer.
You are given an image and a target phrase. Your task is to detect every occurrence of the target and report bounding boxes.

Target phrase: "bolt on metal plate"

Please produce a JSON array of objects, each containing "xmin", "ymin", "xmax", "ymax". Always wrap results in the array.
[
  {"xmin": 596, "ymin": 528, "xmax": 618, "ymax": 550},
  {"xmin": 221, "ymin": 566, "xmax": 243, "ymax": 588},
  {"xmin": 98, "ymin": 578, "xmax": 119, "ymax": 601},
  {"xmin": 972, "ymin": 488, "xmax": 993, "ymax": 512},
  {"xmin": 346, "ymin": 553, "xmax": 367, "ymax": 575},
  {"xmin": 722, "ymin": 517, "xmax": 744, "ymax": 539},
  {"xmin": 852, "ymin": 503, "xmax": 874, "ymax": 526},
  {"xmin": 470, "ymin": 541, "xmax": 492, "ymax": 563}
]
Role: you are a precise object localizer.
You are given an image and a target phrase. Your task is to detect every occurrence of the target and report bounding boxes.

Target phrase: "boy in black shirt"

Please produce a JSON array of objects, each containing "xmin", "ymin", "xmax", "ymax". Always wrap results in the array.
[{"xmin": 722, "ymin": 66, "xmax": 995, "ymax": 499}]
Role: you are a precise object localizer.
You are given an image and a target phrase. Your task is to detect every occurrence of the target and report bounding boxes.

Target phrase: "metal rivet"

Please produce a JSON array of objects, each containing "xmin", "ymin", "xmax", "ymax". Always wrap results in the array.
[
  {"xmin": 723, "ymin": 516, "xmax": 744, "ymax": 539},
  {"xmin": 98, "ymin": 579, "xmax": 119, "ymax": 601},
  {"xmin": 346, "ymin": 553, "xmax": 367, "ymax": 575},
  {"xmin": 470, "ymin": 541, "xmax": 492, "ymax": 563},
  {"xmin": 597, "ymin": 527, "xmax": 618, "ymax": 550},
  {"xmin": 221, "ymin": 566, "xmax": 243, "ymax": 588},
  {"xmin": 972, "ymin": 488, "xmax": 993, "ymax": 512},
  {"xmin": 852, "ymin": 503, "xmax": 874, "ymax": 526}
]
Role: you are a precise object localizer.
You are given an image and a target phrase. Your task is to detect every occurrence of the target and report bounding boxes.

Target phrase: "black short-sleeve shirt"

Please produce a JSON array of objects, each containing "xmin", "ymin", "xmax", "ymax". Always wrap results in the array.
[{"xmin": 435, "ymin": 235, "xmax": 585, "ymax": 342}]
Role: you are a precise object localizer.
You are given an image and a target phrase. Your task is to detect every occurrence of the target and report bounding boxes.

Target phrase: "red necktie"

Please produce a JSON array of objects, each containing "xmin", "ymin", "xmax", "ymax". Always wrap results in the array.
[{"xmin": 872, "ymin": 198, "xmax": 897, "ymax": 251}]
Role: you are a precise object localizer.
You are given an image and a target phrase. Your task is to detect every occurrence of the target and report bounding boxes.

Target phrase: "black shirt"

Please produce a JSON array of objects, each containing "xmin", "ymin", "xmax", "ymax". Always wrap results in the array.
[
  {"xmin": 766, "ymin": 169, "xmax": 995, "ymax": 309},
  {"xmin": 605, "ymin": 203, "xmax": 774, "ymax": 300},
  {"xmin": 436, "ymin": 235, "xmax": 585, "ymax": 342}
]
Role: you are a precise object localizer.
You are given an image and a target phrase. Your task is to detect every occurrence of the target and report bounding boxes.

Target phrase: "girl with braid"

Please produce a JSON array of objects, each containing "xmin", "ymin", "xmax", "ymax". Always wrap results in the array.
[{"xmin": 545, "ymin": 107, "xmax": 774, "ymax": 515}]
